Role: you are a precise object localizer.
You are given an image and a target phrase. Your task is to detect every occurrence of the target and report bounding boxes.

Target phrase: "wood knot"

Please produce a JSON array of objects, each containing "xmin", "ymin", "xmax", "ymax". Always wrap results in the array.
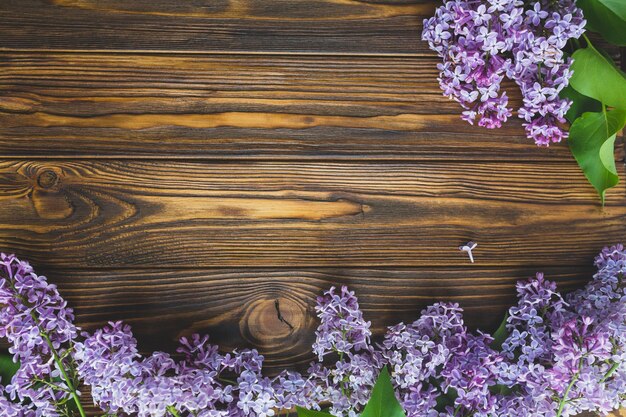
[
  {"xmin": 31, "ymin": 168, "xmax": 73, "ymax": 220},
  {"xmin": 37, "ymin": 170, "xmax": 59, "ymax": 189},
  {"xmin": 240, "ymin": 295, "xmax": 307, "ymax": 351}
]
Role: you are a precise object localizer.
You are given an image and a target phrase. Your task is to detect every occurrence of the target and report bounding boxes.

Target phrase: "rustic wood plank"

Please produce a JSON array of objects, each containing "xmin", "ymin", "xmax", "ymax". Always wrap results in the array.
[
  {"xmin": 0, "ymin": 52, "xmax": 584, "ymax": 161},
  {"xmin": 0, "ymin": 160, "xmax": 624, "ymax": 268},
  {"xmin": 0, "ymin": 0, "xmax": 433, "ymax": 54},
  {"xmin": 16, "ymin": 265, "xmax": 593, "ymax": 371}
]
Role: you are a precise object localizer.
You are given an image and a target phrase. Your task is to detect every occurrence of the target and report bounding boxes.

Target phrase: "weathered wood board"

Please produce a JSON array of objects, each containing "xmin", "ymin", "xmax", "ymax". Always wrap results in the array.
[{"xmin": 0, "ymin": 0, "xmax": 625, "ymax": 415}]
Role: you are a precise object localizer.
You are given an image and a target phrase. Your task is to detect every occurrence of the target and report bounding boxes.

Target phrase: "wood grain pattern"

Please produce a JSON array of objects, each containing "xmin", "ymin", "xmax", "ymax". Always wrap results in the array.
[
  {"xmin": 0, "ymin": 159, "xmax": 624, "ymax": 268},
  {"xmin": 0, "ymin": 0, "xmax": 433, "ymax": 54},
  {"xmin": 2, "ymin": 0, "xmax": 625, "ymax": 415},
  {"xmin": 21, "ymin": 266, "xmax": 594, "ymax": 372},
  {"xmin": 0, "ymin": 52, "xmax": 587, "ymax": 161}
]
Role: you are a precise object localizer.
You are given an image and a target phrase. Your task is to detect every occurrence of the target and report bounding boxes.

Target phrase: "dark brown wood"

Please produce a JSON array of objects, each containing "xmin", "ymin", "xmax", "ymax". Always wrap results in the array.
[
  {"xmin": 27, "ymin": 266, "xmax": 593, "ymax": 372},
  {"xmin": 0, "ymin": 0, "xmax": 434, "ymax": 54},
  {"xmin": 1, "ymin": 1, "xmax": 625, "ymax": 415},
  {"xmin": 1, "ymin": 159, "xmax": 624, "ymax": 268},
  {"xmin": 0, "ymin": 52, "xmax": 582, "ymax": 161}
]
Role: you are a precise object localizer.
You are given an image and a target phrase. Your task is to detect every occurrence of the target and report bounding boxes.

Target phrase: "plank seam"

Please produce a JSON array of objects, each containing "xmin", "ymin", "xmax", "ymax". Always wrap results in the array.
[
  {"xmin": 0, "ymin": 157, "xmax": 589, "ymax": 164},
  {"xmin": 0, "ymin": 49, "xmax": 437, "ymax": 58},
  {"xmin": 34, "ymin": 265, "xmax": 598, "ymax": 271}
]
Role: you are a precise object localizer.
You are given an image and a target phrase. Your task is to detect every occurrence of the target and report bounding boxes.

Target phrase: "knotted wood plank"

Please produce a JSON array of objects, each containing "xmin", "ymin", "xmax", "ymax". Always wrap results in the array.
[
  {"xmin": 0, "ymin": 159, "xmax": 624, "ymax": 268},
  {"xmin": 22, "ymin": 266, "xmax": 593, "ymax": 372}
]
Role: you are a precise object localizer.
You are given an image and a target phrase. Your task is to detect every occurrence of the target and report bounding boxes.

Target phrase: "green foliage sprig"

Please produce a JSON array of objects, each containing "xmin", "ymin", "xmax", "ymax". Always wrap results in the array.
[
  {"xmin": 563, "ymin": 0, "xmax": 626, "ymax": 203},
  {"xmin": 297, "ymin": 367, "xmax": 407, "ymax": 417}
]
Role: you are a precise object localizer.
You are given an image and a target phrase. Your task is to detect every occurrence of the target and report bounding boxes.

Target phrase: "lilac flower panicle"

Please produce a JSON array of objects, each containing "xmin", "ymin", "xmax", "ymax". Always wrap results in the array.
[
  {"xmin": 502, "ymin": 272, "xmax": 568, "ymax": 365},
  {"xmin": 2, "ymin": 246, "xmax": 626, "ymax": 417},
  {"xmin": 307, "ymin": 286, "xmax": 382, "ymax": 417},
  {"xmin": 0, "ymin": 253, "xmax": 78, "ymax": 416},
  {"xmin": 381, "ymin": 303, "xmax": 467, "ymax": 416},
  {"xmin": 312, "ymin": 286, "xmax": 372, "ymax": 360},
  {"xmin": 73, "ymin": 321, "xmax": 142, "ymax": 414},
  {"xmin": 441, "ymin": 333, "xmax": 503, "ymax": 414},
  {"xmin": 74, "ymin": 322, "xmax": 272, "ymax": 417},
  {"xmin": 422, "ymin": 0, "xmax": 586, "ymax": 146}
]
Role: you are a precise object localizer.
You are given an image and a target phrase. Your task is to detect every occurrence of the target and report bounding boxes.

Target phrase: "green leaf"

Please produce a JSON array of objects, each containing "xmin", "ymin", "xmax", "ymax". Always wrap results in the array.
[
  {"xmin": 599, "ymin": 135, "xmax": 619, "ymax": 173},
  {"xmin": 296, "ymin": 407, "xmax": 335, "ymax": 417},
  {"xmin": 489, "ymin": 384, "xmax": 513, "ymax": 396},
  {"xmin": 570, "ymin": 47, "xmax": 626, "ymax": 110},
  {"xmin": 560, "ymin": 85, "xmax": 603, "ymax": 124},
  {"xmin": 361, "ymin": 366, "xmax": 406, "ymax": 417},
  {"xmin": 435, "ymin": 388, "xmax": 458, "ymax": 412},
  {"xmin": 569, "ymin": 109, "xmax": 626, "ymax": 202},
  {"xmin": 0, "ymin": 354, "xmax": 19, "ymax": 385},
  {"xmin": 577, "ymin": 0, "xmax": 626, "ymax": 46},
  {"xmin": 490, "ymin": 312, "xmax": 509, "ymax": 350}
]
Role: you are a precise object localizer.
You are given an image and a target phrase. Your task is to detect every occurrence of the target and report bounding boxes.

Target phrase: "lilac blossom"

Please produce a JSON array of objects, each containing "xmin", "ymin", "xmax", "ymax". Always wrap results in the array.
[
  {"xmin": 0, "ymin": 387, "xmax": 35, "ymax": 417},
  {"xmin": 422, "ymin": 0, "xmax": 586, "ymax": 145},
  {"xmin": 2, "ymin": 246, "xmax": 626, "ymax": 417},
  {"xmin": 498, "ymin": 246, "xmax": 626, "ymax": 417},
  {"xmin": 441, "ymin": 333, "xmax": 503, "ymax": 415},
  {"xmin": 74, "ymin": 322, "xmax": 268, "ymax": 417},
  {"xmin": 503, "ymin": 272, "xmax": 568, "ymax": 365},
  {"xmin": 381, "ymin": 303, "xmax": 466, "ymax": 416},
  {"xmin": 0, "ymin": 253, "xmax": 80, "ymax": 416},
  {"xmin": 312, "ymin": 286, "xmax": 372, "ymax": 360},
  {"xmin": 308, "ymin": 286, "xmax": 382, "ymax": 417}
]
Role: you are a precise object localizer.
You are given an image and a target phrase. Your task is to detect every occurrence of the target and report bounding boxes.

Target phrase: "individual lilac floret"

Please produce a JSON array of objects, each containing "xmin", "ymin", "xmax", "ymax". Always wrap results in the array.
[
  {"xmin": 422, "ymin": 0, "xmax": 586, "ymax": 146},
  {"xmin": 0, "ymin": 253, "xmax": 78, "ymax": 415}
]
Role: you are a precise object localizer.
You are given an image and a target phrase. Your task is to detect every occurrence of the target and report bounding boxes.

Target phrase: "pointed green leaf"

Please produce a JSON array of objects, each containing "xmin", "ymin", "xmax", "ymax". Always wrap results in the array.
[
  {"xmin": 296, "ymin": 407, "xmax": 335, "ymax": 417},
  {"xmin": 490, "ymin": 312, "xmax": 509, "ymax": 350},
  {"xmin": 0, "ymin": 354, "xmax": 19, "ymax": 385},
  {"xmin": 570, "ymin": 47, "xmax": 626, "ymax": 110},
  {"xmin": 599, "ymin": 135, "xmax": 619, "ymax": 175},
  {"xmin": 361, "ymin": 367, "xmax": 406, "ymax": 417},
  {"xmin": 560, "ymin": 85, "xmax": 603, "ymax": 124},
  {"xmin": 568, "ymin": 109, "xmax": 626, "ymax": 202},
  {"xmin": 577, "ymin": 0, "xmax": 626, "ymax": 46}
]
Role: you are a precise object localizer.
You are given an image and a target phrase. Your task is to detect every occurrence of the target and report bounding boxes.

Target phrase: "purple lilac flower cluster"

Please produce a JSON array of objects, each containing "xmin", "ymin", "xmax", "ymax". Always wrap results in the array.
[
  {"xmin": 0, "ymin": 253, "xmax": 79, "ymax": 417},
  {"xmin": 494, "ymin": 245, "xmax": 626, "ymax": 417},
  {"xmin": 1, "ymin": 246, "xmax": 625, "ymax": 417},
  {"xmin": 74, "ymin": 323, "xmax": 287, "ymax": 417},
  {"xmin": 308, "ymin": 287, "xmax": 382, "ymax": 417},
  {"xmin": 422, "ymin": 0, "xmax": 586, "ymax": 146}
]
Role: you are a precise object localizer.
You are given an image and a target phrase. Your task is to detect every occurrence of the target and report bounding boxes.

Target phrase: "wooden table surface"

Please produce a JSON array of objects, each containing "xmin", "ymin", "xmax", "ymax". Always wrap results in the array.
[{"xmin": 0, "ymin": 0, "xmax": 625, "ymax": 415}]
